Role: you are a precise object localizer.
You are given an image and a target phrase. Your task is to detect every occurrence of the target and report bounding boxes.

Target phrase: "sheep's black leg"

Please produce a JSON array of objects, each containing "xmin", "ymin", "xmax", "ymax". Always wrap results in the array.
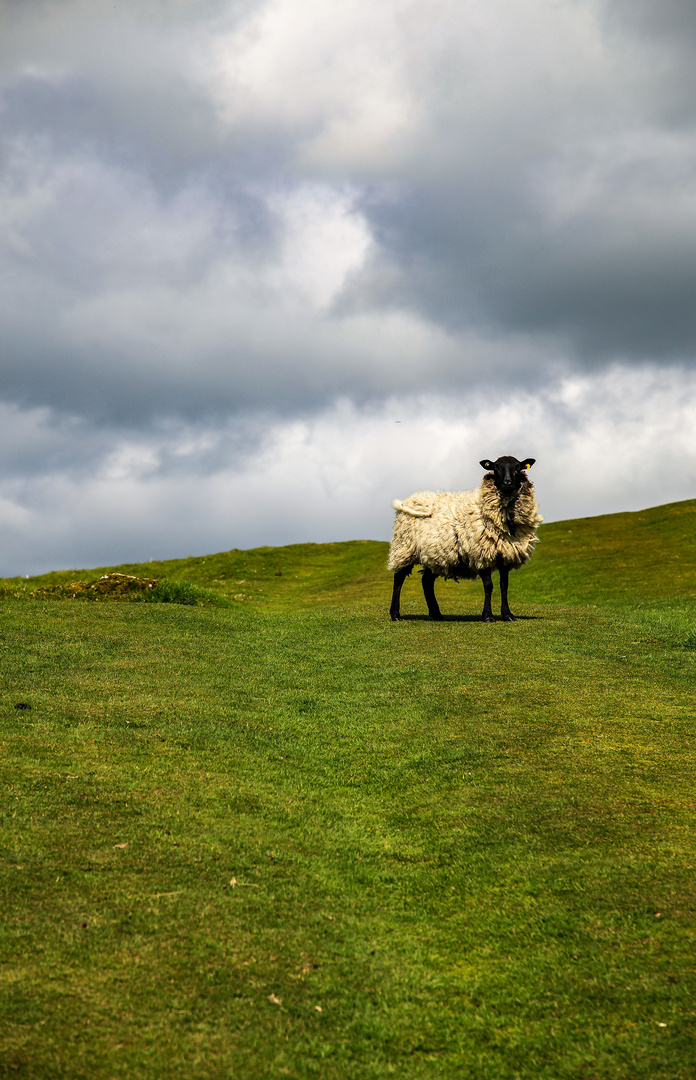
[
  {"xmin": 421, "ymin": 568, "xmax": 442, "ymax": 621},
  {"xmin": 498, "ymin": 561, "xmax": 516, "ymax": 621},
  {"xmin": 479, "ymin": 568, "xmax": 494, "ymax": 622},
  {"xmin": 390, "ymin": 566, "xmax": 411, "ymax": 621}
]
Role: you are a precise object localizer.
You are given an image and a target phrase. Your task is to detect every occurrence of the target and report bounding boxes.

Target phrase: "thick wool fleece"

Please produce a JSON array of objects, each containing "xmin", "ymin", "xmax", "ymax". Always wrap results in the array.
[{"xmin": 388, "ymin": 474, "xmax": 543, "ymax": 580}]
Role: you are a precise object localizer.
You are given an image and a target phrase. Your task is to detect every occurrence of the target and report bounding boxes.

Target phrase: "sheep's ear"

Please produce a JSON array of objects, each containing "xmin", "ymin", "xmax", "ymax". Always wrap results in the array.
[
  {"xmin": 520, "ymin": 458, "xmax": 536, "ymax": 470},
  {"xmin": 480, "ymin": 459, "xmax": 495, "ymax": 471}
]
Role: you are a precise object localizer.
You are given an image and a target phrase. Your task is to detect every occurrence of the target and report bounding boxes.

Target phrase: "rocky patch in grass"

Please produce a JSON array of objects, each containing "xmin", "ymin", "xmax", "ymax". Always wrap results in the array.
[
  {"xmin": 29, "ymin": 573, "xmax": 231, "ymax": 607},
  {"xmin": 32, "ymin": 572, "xmax": 158, "ymax": 600}
]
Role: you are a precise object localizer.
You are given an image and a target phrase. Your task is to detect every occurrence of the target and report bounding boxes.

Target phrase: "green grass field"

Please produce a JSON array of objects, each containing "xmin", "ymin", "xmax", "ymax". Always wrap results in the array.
[{"xmin": 1, "ymin": 500, "xmax": 695, "ymax": 1078}]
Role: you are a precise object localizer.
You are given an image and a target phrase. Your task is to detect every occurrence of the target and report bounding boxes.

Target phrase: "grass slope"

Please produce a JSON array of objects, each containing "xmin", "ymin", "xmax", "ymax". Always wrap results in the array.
[
  {"xmin": 1, "ymin": 499, "xmax": 695, "ymax": 1078},
  {"xmin": 6, "ymin": 497, "xmax": 696, "ymax": 613}
]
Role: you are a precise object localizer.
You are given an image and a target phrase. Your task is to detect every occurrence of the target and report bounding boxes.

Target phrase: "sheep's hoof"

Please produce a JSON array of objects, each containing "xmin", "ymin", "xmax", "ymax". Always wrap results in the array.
[
  {"xmin": 482, "ymin": 614, "xmax": 495, "ymax": 623},
  {"xmin": 501, "ymin": 613, "xmax": 516, "ymax": 622},
  {"xmin": 390, "ymin": 613, "xmax": 403, "ymax": 622},
  {"xmin": 429, "ymin": 612, "xmax": 443, "ymax": 621}
]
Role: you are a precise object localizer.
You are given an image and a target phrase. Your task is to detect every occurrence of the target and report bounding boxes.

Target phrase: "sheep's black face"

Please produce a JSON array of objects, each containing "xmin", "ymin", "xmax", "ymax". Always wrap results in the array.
[{"xmin": 479, "ymin": 455, "xmax": 535, "ymax": 497}]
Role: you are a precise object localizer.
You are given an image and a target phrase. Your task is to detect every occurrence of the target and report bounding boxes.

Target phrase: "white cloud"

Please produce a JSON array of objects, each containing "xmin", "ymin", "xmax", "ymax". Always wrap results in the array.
[
  {"xmin": 265, "ymin": 185, "xmax": 372, "ymax": 310},
  {"xmin": 207, "ymin": 0, "xmax": 415, "ymax": 171}
]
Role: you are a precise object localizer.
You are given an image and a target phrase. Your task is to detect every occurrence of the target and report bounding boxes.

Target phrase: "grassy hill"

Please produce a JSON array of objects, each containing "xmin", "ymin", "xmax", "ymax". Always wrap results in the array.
[
  {"xmin": 1, "ymin": 499, "xmax": 695, "ymax": 1078},
  {"xmin": 5, "ymin": 496, "xmax": 696, "ymax": 612}
]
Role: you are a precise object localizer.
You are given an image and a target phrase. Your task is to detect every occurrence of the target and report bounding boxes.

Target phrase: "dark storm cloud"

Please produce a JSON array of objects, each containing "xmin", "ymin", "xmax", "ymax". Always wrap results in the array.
[
  {"xmin": 605, "ymin": 0, "xmax": 696, "ymax": 42},
  {"xmin": 349, "ymin": 0, "xmax": 696, "ymax": 365},
  {"xmin": 361, "ymin": 166, "xmax": 696, "ymax": 361},
  {"xmin": 0, "ymin": 71, "xmax": 221, "ymax": 182},
  {"xmin": 0, "ymin": 402, "xmax": 271, "ymax": 487}
]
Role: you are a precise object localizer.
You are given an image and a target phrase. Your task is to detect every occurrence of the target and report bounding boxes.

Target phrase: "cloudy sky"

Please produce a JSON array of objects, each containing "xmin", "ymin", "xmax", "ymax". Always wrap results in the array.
[{"xmin": 1, "ymin": 0, "xmax": 696, "ymax": 576}]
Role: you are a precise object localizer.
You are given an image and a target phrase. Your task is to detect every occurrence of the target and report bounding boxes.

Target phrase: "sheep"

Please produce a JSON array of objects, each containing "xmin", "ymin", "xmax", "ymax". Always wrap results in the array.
[{"xmin": 388, "ymin": 456, "xmax": 542, "ymax": 622}]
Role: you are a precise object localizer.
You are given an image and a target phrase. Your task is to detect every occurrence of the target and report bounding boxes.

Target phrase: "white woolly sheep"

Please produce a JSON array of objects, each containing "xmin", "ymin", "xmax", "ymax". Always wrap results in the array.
[{"xmin": 388, "ymin": 456, "xmax": 542, "ymax": 622}]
